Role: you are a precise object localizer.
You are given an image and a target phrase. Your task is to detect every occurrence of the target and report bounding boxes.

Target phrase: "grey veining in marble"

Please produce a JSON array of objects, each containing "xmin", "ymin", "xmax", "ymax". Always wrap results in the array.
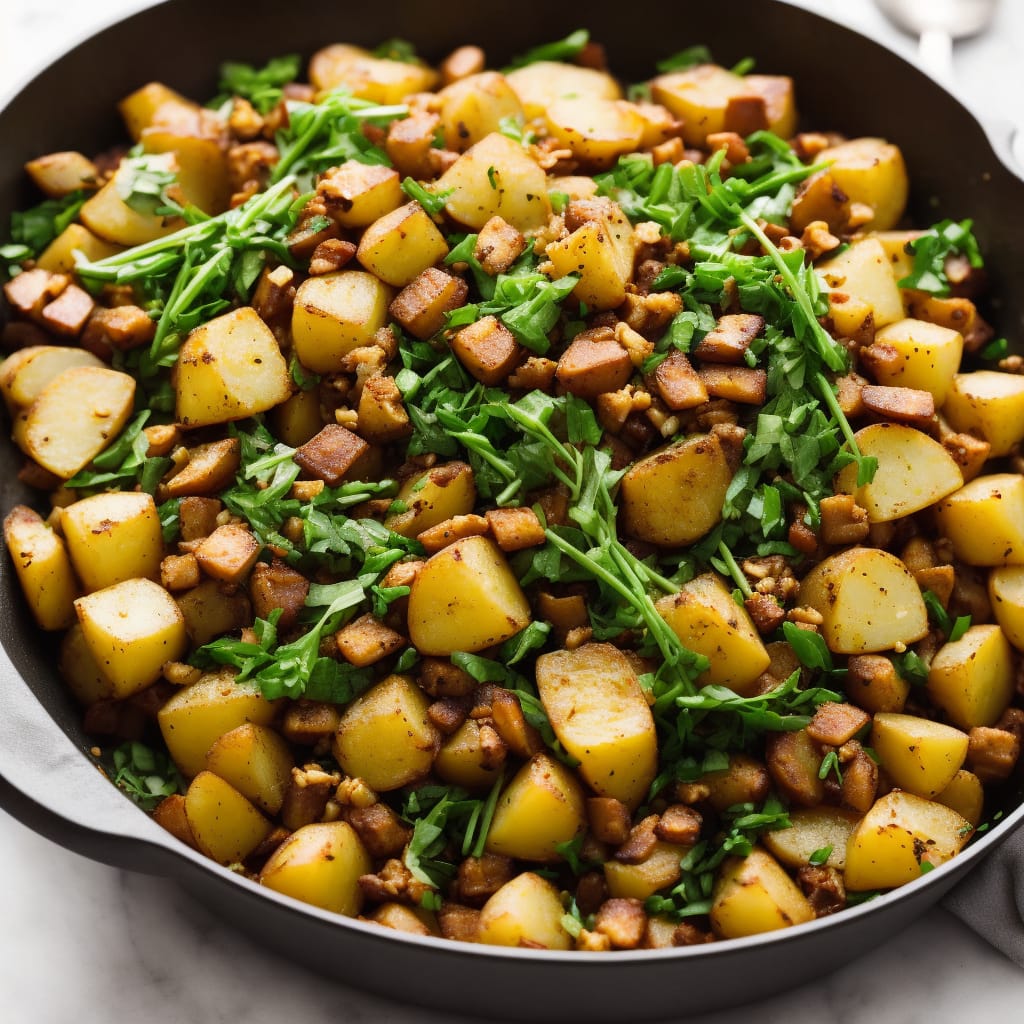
[{"xmin": 1, "ymin": 0, "xmax": 1023, "ymax": 1020}]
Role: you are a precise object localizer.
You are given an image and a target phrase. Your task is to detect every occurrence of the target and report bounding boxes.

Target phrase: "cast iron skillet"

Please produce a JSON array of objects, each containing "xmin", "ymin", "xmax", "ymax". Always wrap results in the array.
[{"xmin": 1, "ymin": 1, "xmax": 1022, "ymax": 1019}]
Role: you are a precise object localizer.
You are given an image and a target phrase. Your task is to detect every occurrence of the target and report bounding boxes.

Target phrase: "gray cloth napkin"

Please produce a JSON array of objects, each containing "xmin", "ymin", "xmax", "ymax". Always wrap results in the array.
[{"xmin": 943, "ymin": 823, "xmax": 1024, "ymax": 967}]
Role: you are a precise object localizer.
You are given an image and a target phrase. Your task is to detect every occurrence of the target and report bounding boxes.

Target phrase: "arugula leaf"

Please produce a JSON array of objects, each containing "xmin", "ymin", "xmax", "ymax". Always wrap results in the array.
[
  {"xmin": 503, "ymin": 29, "xmax": 590, "ymax": 71},
  {"xmin": 7, "ymin": 188, "xmax": 90, "ymax": 258},
  {"xmin": 213, "ymin": 54, "xmax": 301, "ymax": 113},
  {"xmin": 401, "ymin": 177, "xmax": 453, "ymax": 218},
  {"xmin": 898, "ymin": 219, "xmax": 983, "ymax": 296},
  {"xmin": 104, "ymin": 740, "xmax": 184, "ymax": 812}
]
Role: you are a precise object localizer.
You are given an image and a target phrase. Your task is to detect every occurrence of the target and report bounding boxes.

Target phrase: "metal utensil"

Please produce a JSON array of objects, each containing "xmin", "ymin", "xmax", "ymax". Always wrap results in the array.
[{"xmin": 873, "ymin": 0, "xmax": 999, "ymax": 81}]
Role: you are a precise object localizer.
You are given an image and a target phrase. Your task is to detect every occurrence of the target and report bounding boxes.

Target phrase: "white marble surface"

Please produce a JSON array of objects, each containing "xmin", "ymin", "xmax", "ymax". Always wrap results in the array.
[{"xmin": 2, "ymin": 1, "xmax": 1023, "ymax": 1021}]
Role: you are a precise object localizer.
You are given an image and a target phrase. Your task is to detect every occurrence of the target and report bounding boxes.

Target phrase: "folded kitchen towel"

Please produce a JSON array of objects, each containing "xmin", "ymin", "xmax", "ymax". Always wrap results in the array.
[{"xmin": 943, "ymin": 823, "xmax": 1024, "ymax": 967}]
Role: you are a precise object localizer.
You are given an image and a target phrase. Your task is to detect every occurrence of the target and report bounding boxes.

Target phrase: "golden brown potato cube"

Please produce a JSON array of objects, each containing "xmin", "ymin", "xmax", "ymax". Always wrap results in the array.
[
  {"xmin": 927, "ymin": 624, "xmax": 1015, "ymax": 730},
  {"xmin": 249, "ymin": 558, "xmax": 309, "ymax": 630},
  {"xmin": 0, "ymin": 345, "xmax": 104, "ymax": 414},
  {"xmin": 790, "ymin": 171, "xmax": 851, "ymax": 236},
  {"xmin": 22, "ymin": 366, "xmax": 136, "ymax": 479},
  {"xmin": 485, "ymin": 506, "xmax": 545, "ymax": 552},
  {"xmin": 3, "ymin": 504, "xmax": 79, "ymax": 631},
  {"xmin": 178, "ymin": 496, "xmax": 222, "ymax": 542},
  {"xmin": 506, "ymin": 61, "xmax": 621, "ymax": 120},
  {"xmin": 36, "ymin": 223, "xmax": 121, "ymax": 274},
  {"xmin": 335, "ymin": 612, "xmax": 406, "ymax": 667},
  {"xmin": 3, "ymin": 267, "xmax": 68, "ymax": 319},
  {"xmin": 385, "ymin": 461, "xmax": 476, "ymax": 538},
  {"xmin": 356, "ymin": 202, "xmax": 449, "ymax": 287},
  {"xmin": 870, "ymin": 712, "xmax": 969, "ymax": 798},
  {"xmin": 546, "ymin": 210, "xmax": 635, "ymax": 311},
  {"xmin": 437, "ymin": 132, "xmax": 551, "ymax": 233},
  {"xmin": 62, "ymin": 491, "xmax": 163, "ymax": 593},
  {"xmin": 119, "ymin": 81, "xmax": 202, "ymax": 140},
  {"xmin": 25, "ymin": 151, "xmax": 99, "ymax": 197},
  {"xmin": 76, "ymin": 577, "xmax": 187, "ymax": 698},
  {"xmin": 175, "ymin": 307, "xmax": 292, "ymax": 428},
  {"xmin": 416, "ymin": 513, "xmax": 490, "ymax": 554},
  {"xmin": 450, "ymin": 316, "xmax": 522, "ymax": 386},
  {"xmin": 270, "ymin": 389, "xmax": 324, "ymax": 448},
  {"xmin": 817, "ymin": 238, "xmax": 904, "ymax": 328},
  {"xmin": 693, "ymin": 314, "xmax": 764, "ymax": 364},
  {"xmin": 160, "ymin": 552, "xmax": 201, "ymax": 592},
  {"xmin": 439, "ymin": 71, "xmax": 525, "ymax": 151},
  {"xmin": 334, "ymin": 674, "xmax": 440, "ymax": 791},
  {"xmin": 544, "ymin": 96, "xmax": 644, "ymax": 169},
  {"xmin": 291, "ymin": 270, "xmax": 393, "ymax": 374},
  {"xmin": 943, "ymin": 370, "xmax": 1024, "ymax": 458},
  {"xmin": 164, "ymin": 438, "xmax": 240, "ymax": 498},
  {"xmin": 621, "ymin": 434, "xmax": 732, "ymax": 547},
  {"xmin": 185, "ymin": 770, "xmax": 272, "ymax": 865},
  {"xmin": 473, "ymin": 217, "xmax": 526, "ymax": 278},
  {"xmin": 477, "ymin": 871, "xmax": 572, "ymax": 950},
  {"xmin": 141, "ymin": 128, "xmax": 230, "ymax": 216},
  {"xmin": 82, "ymin": 305, "xmax": 157, "ymax": 358},
  {"xmin": 293, "ymin": 424, "xmax": 369, "ymax": 487},
  {"xmin": 555, "ymin": 328, "xmax": 633, "ymax": 399},
  {"xmin": 176, "ymin": 580, "xmax": 251, "ymax": 648},
  {"xmin": 697, "ymin": 364, "xmax": 767, "ymax": 405},
  {"xmin": 388, "ymin": 267, "xmax": 468, "ymax": 341},
  {"xmin": 79, "ymin": 156, "xmax": 182, "ymax": 246},
  {"xmin": 818, "ymin": 138, "xmax": 908, "ymax": 232},
  {"xmin": 711, "ymin": 847, "xmax": 814, "ymax": 938},
  {"xmin": 318, "ymin": 161, "xmax": 403, "ymax": 229},
  {"xmin": 357, "ymin": 375, "xmax": 412, "ymax": 443},
  {"xmin": 194, "ymin": 524, "xmax": 261, "ymax": 584},
  {"xmin": 651, "ymin": 350, "xmax": 708, "ymax": 411},
  {"xmin": 308, "ymin": 44, "xmax": 438, "ymax": 103},
  {"xmin": 869, "ymin": 318, "xmax": 963, "ymax": 405},
  {"xmin": 936, "ymin": 473, "xmax": 1024, "ymax": 566},
  {"xmin": 205, "ymin": 722, "xmax": 294, "ymax": 816}
]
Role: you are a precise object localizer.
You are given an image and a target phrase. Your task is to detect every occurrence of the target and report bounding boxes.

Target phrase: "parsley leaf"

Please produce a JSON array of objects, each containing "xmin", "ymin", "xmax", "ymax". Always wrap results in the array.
[
  {"xmin": 104, "ymin": 740, "xmax": 184, "ymax": 812},
  {"xmin": 504, "ymin": 29, "xmax": 590, "ymax": 71},
  {"xmin": 898, "ymin": 219, "xmax": 983, "ymax": 296},
  {"xmin": 8, "ymin": 188, "xmax": 90, "ymax": 258},
  {"xmin": 213, "ymin": 54, "xmax": 301, "ymax": 114}
]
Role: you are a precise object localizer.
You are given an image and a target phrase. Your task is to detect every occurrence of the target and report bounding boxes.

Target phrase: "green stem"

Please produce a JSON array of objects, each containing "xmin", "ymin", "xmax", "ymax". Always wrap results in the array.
[{"xmin": 717, "ymin": 540, "xmax": 754, "ymax": 599}]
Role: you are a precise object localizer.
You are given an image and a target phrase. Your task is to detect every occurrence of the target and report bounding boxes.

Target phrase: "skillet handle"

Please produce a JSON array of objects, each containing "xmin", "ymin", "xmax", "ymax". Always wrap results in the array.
[
  {"xmin": 984, "ymin": 118, "xmax": 1024, "ymax": 181},
  {"xmin": 0, "ymin": 646, "xmax": 185, "ymax": 875}
]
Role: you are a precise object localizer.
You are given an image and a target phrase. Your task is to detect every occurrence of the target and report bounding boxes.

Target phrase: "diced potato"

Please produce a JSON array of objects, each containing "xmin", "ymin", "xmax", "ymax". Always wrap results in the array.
[
  {"xmin": 79, "ymin": 154, "xmax": 181, "ymax": 245},
  {"xmin": 535, "ymin": 643, "xmax": 657, "ymax": 808},
  {"xmin": 620, "ymin": 433, "xmax": 732, "ymax": 547},
  {"xmin": 319, "ymin": 162, "xmax": 403, "ymax": 228},
  {"xmin": 935, "ymin": 769, "xmax": 984, "ymax": 826},
  {"xmin": 762, "ymin": 806, "xmax": 862, "ymax": 870},
  {"xmin": 798, "ymin": 547, "xmax": 929, "ymax": 654},
  {"xmin": 439, "ymin": 71, "xmax": 525, "ymax": 150},
  {"xmin": 710, "ymin": 847, "xmax": 814, "ymax": 938},
  {"xmin": 175, "ymin": 306, "xmax": 292, "ymax": 428},
  {"xmin": 870, "ymin": 712, "xmax": 969, "ymax": 798},
  {"xmin": 370, "ymin": 903, "xmax": 440, "ymax": 937},
  {"xmin": 834, "ymin": 423, "xmax": 963, "ymax": 523},
  {"xmin": 25, "ymin": 151, "xmax": 99, "ymax": 197},
  {"xmin": 58, "ymin": 624, "xmax": 112, "ymax": 705},
  {"xmin": 871, "ymin": 229, "xmax": 923, "ymax": 281},
  {"xmin": 384, "ymin": 461, "xmax": 476, "ymax": 538},
  {"xmin": 434, "ymin": 719, "xmax": 505, "ymax": 791},
  {"xmin": 333, "ymin": 674, "xmax": 439, "ymax": 791},
  {"xmin": 259, "ymin": 821, "xmax": 371, "ymax": 916},
  {"xmin": 270, "ymin": 388, "xmax": 324, "ymax": 447},
  {"xmin": 141, "ymin": 128, "xmax": 230, "ymax": 216},
  {"xmin": 407, "ymin": 535, "xmax": 531, "ymax": 656},
  {"xmin": 61, "ymin": 491, "xmax": 163, "ymax": 593},
  {"xmin": 935, "ymin": 473, "xmax": 1024, "ymax": 566},
  {"xmin": 506, "ymin": 61, "xmax": 621, "ymax": 120},
  {"xmin": 942, "ymin": 371, "xmax": 1024, "ymax": 457},
  {"xmin": 437, "ymin": 133, "xmax": 550, "ymax": 232},
  {"xmin": 158, "ymin": 667, "xmax": 278, "ymax": 778},
  {"xmin": 818, "ymin": 138, "xmax": 909, "ymax": 231},
  {"xmin": 75, "ymin": 577, "xmax": 187, "ymax": 699},
  {"xmin": 0, "ymin": 345, "xmax": 105, "ymax": 413},
  {"xmin": 36, "ymin": 223, "xmax": 122, "ymax": 274},
  {"xmin": 926, "ymin": 624, "xmax": 1015, "ymax": 729},
  {"xmin": 184, "ymin": 770, "xmax": 271, "ymax": 865},
  {"xmin": 604, "ymin": 841, "xmax": 685, "ymax": 900},
  {"xmin": 485, "ymin": 753, "xmax": 586, "ymax": 862},
  {"xmin": 477, "ymin": 872, "xmax": 572, "ymax": 950},
  {"xmin": 21, "ymin": 365, "xmax": 135, "ymax": 478},
  {"xmin": 176, "ymin": 579, "xmax": 252, "ymax": 648},
  {"xmin": 816, "ymin": 238, "xmax": 904, "ymax": 328},
  {"xmin": 309, "ymin": 43, "xmax": 438, "ymax": 103},
  {"xmin": 546, "ymin": 207, "xmax": 635, "ymax": 311},
  {"xmin": 356, "ymin": 202, "xmax": 449, "ymax": 287},
  {"xmin": 204, "ymin": 723, "xmax": 294, "ymax": 815},
  {"xmin": 869, "ymin": 318, "xmax": 964, "ymax": 404},
  {"xmin": 650, "ymin": 65, "xmax": 795, "ymax": 146},
  {"xmin": 989, "ymin": 566, "xmax": 1024, "ymax": 649},
  {"xmin": 844, "ymin": 790, "xmax": 970, "ymax": 890},
  {"xmin": 291, "ymin": 270, "xmax": 392, "ymax": 374},
  {"xmin": 656, "ymin": 573, "xmax": 771, "ymax": 695},
  {"xmin": 3, "ymin": 505, "xmax": 78, "ymax": 630},
  {"xmin": 119, "ymin": 81, "xmax": 202, "ymax": 140},
  {"xmin": 545, "ymin": 97, "xmax": 644, "ymax": 169}
]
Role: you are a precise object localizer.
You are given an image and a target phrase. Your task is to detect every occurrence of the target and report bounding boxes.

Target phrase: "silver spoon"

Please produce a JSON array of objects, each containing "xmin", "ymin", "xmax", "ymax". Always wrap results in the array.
[{"xmin": 873, "ymin": 0, "xmax": 999, "ymax": 82}]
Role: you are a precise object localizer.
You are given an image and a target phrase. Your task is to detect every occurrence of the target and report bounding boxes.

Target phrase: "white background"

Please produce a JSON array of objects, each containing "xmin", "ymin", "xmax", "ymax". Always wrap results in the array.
[{"xmin": 1, "ymin": 1, "xmax": 1023, "ymax": 1021}]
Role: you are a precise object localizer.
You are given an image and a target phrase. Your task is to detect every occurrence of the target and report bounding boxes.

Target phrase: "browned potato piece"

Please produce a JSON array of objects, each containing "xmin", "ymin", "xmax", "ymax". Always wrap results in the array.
[
  {"xmin": 3, "ymin": 505, "xmax": 79, "ymax": 631},
  {"xmin": 25, "ymin": 151, "xmax": 99, "ymax": 197}
]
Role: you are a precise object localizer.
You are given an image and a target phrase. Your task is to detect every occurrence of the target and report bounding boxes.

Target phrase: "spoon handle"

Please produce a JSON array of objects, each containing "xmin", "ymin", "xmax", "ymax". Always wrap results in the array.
[{"xmin": 919, "ymin": 27, "xmax": 954, "ymax": 81}]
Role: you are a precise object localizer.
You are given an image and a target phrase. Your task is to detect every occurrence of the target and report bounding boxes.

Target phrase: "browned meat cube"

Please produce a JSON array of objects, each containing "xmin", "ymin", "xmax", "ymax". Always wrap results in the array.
[
  {"xmin": 698, "ymin": 364, "xmax": 767, "ymax": 404},
  {"xmin": 819, "ymin": 493, "xmax": 870, "ymax": 546},
  {"xmin": 389, "ymin": 267, "xmax": 468, "ymax": 341},
  {"xmin": 417, "ymin": 513, "xmax": 490, "ymax": 554},
  {"xmin": 335, "ymin": 612, "xmax": 406, "ymax": 666},
  {"xmin": 194, "ymin": 523, "xmax": 261, "ymax": 583},
  {"xmin": 40, "ymin": 284, "xmax": 94, "ymax": 337},
  {"xmin": 250, "ymin": 558, "xmax": 310, "ymax": 630},
  {"xmin": 694, "ymin": 313, "xmax": 764, "ymax": 364},
  {"xmin": 294, "ymin": 424, "xmax": 370, "ymax": 486},
  {"xmin": 485, "ymin": 506, "xmax": 545, "ymax": 552},
  {"xmin": 178, "ymin": 496, "xmax": 222, "ymax": 541},
  {"xmin": 4, "ymin": 268, "xmax": 68, "ymax": 319},
  {"xmin": 652, "ymin": 350, "xmax": 708, "ymax": 410},
  {"xmin": 807, "ymin": 702, "xmax": 871, "ymax": 746},
  {"xmin": 165, "ymin": 438, "xmax": 241, "ymax": 498},
  {"xmin": 386, "ymin": 111, "xmax": 442, "ymax": 180},
  {"xmin": 452, "ymin": 316, "xmax": 523, "ymax": 386},
  {"xmin": 587, "ymin": 796, "xmax": 632, "ymax": 845},
  {"xmin": 556, "ymin": 328, "xmax": 633, "ymax": 399},
  {"xmin": 861, "ymin": 385, "xmax": 935, "ymax": 427},
  {"xmin": 474, "ymin": 216, "xmax": 526, "ymax": 276}
]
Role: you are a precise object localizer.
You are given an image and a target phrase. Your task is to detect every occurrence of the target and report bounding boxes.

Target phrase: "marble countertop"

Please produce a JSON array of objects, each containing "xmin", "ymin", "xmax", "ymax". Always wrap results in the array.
[{"xmin": 1, "ymin": 1, "xmax": 1023, "ymax": 1021}]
